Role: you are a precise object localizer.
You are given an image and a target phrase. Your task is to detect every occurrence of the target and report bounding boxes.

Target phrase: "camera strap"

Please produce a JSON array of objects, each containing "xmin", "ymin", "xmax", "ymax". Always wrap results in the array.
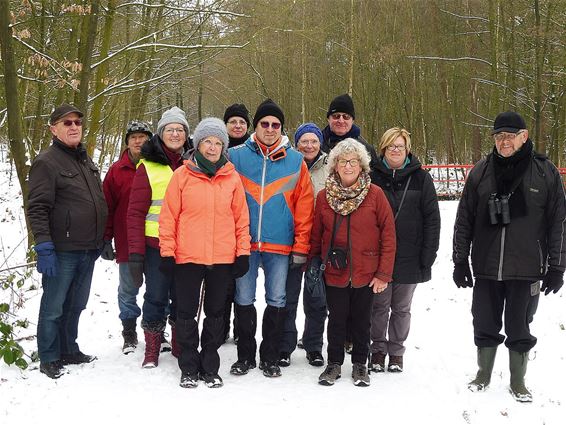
[
  {"xmin": 394, "ymin": 175, "xmax": 412, "ymax": 221},
  {"xmin": 321, "ymin": 213, "xmax": 351, "ymax": 271}
]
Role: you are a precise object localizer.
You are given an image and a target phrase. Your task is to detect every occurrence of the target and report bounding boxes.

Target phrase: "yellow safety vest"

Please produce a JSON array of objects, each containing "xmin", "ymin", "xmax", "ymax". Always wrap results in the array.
[{"xmin": 139, "ymin": 159, "xmax": 173, "ymax": 237}]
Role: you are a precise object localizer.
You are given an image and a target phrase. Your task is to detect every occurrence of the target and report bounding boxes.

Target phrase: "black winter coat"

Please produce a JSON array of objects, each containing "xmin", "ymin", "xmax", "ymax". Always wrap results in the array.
[
  {"xmin": 371, "ymin": 154, "xmax": 440, "ymax": 284},
  {"xmin": 27, "ymin": 138, "xmax": 108, "ymax": 251},
  {"xmin": 453, "ymin": 147, "xmax": 566, "ymax": 281}
]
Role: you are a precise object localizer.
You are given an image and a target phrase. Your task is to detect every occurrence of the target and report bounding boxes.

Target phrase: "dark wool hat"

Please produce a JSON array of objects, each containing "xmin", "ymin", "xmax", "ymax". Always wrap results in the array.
[
  {"xmin": 253, "ymin": 98, "xmax": 285, "ymax": 128},
  {"xmin": 125, "ymin": 120, "xmax": 152, "ymax": 145},
  {"xmin": 50, "ymin": 103, "xmax": 84, "ymax": 125},
  {"xmin": 492, "ymin": 111, "xmax": 527, "ymax": 135},
  {"xmin": 223, "ymin": 103, "xmax": 250, "ymax": 126},
  {"xmin": 327, "ymin": 94, "xmax": 355, "ymax": 119},
  {"xmin": 294, "ymin": 122, "xmax": 323, "ymax": 146}
]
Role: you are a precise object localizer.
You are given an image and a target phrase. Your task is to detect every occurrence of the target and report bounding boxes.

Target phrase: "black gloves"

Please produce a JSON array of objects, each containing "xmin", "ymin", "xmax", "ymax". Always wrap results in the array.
[
  {"xmin": 232, "ymin": 255, "xmax": 250, "ymax": 279},
  {"xmin": 159, "ymin": 256, "xmax": 175, "ymax": 276},
  {"xmin": 289, "ymin": 252, "xmax": 307, "ymax": 270},
  {"xmin": 128, "ymin": 253, "xmax": 144, "ymax": 288},
  {"xmin": 541, "ymin": 269, "xmax": 564, "ymax": 295},
  {"xmin": 453, "ymin": 261, "xmax": 473, "ymax": 288},
  {"xmin": 101, "ymin": 240, "xmax": 116, "ymax": 261}
]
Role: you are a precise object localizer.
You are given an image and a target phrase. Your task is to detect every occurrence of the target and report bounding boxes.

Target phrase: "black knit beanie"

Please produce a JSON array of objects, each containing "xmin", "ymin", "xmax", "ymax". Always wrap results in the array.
[
  {"xmin": 327, "ymin": 94, "xmax": 355, "ymax": 119},
  {"xmin": 223, "ymin": 103, "xmax": 250, "ymax": 126},
  {"xmin": 253, "ymin": 99, "xmax": 285, "ymax": 129}
]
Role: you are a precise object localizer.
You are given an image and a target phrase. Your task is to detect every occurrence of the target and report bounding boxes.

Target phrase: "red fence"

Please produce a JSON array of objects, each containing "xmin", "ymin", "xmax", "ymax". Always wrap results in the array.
[{"xmin": 422, "ymin": 164, "xmax": 566, "ymax": 199}]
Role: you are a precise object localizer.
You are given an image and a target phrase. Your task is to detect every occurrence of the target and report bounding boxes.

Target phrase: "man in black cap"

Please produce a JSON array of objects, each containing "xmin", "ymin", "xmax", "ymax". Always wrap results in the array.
[
  {"xmin": 27, "ymin": 103, "xmax": 108, "ymax": 379},
  {"xmin": 453, "ymin": 110, "xmax": 565, "ymax": 402},
  {"xmin": 322, "ymin": 93, "xmax": 379, "ymax": 175}
]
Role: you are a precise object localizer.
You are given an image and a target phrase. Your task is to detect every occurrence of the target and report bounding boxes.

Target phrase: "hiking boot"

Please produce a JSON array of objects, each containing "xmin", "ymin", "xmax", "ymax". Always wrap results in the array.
[
  {"xmin": 230, "ymin": 359, "xmax": 256, "ymax": 376},
  {"xmin": 352, "ymin": 363, "xmax": 370, "ymax": 387},
  {"xmin": 388, "ymin": 355, "xmax": 403, "ymax": 372},
  {"xmin": 344, "ymin": 341, "xmax": 353, "ymax": 354},
  {"xmin": 318, "ymin": 363, "xmax": 341, "ymax": 386},
  {"xmin": 278, "ymin": 352, "xmax": 291, "ymax": 367},
  {"xmin": 370, "ymin": 352, "xmax": 386, "ymax": 373},
  {"xmin": 160, "ymin": 332, "xmax": 171, "ymax": 353},
  {"xmin": 179, "ymin": 372, "xmax": 199, "ymax": 388},
  {"xmin": 297, "ymin": 338, "xmax": 304, "ymax": 349},
  {"xmin": 306, "ymin": 351, "xmax": 325, "ymax": 367},
  {"xmin": 509, "ymin": 350, "xmax": 532, "ymax": 403},
  {"xmin": 468, "ymin": 347, "xmax": 497, "ymax": 392},
  {"xmin": 40, "ymin": 361, "xmax": 65, "ymax": 379},
  {"xmin": 259, "ymin": 360, "xmax": 282, "ymax": 377},
  {"xmin": 122, "ymin": 329, "xmax": 138, "ymax": 355},
  {"xmin": 142, "ymin": 330, "xmax": 161, "ymax": 368},
  {"xmin": 202, "ymin": 373, "xmax": 224, "ymax": 388},
  {"xmin": 60, "ymin": 351, "xmax": 97, "ymax": 365}
]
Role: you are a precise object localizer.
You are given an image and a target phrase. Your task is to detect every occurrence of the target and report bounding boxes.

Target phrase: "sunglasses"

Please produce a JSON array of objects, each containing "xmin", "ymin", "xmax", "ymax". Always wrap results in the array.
[
  {"xmin": 58, "ymin": 119, "xmax": 83, "ymax": 127},
  {"xmin": 259, "ymin": 121, "xmax": 281, "ymax": 130},
  {"xmin": 330, "ymin": 113, "xmax": 352, "ymax": 121}
]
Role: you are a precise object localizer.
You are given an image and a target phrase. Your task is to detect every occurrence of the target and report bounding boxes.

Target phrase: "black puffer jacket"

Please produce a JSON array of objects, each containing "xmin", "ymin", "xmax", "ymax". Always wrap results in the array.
[
  {"xmin": 371, "ymin": 154, "xmax": 440, "ymax": 283},
  {"xmin": 453, "ymin": 146, "xmax": 566, "ymax": 281},
  {"xmin": 27, "ymin": 138, "xmax": 108, "ymax": 251}
]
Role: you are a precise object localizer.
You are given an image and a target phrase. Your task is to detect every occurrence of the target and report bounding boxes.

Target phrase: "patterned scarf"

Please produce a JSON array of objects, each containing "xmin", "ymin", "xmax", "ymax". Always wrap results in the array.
[{"xmin": 325, "ymin": 171, "xmax": 371, "ymax": 215}]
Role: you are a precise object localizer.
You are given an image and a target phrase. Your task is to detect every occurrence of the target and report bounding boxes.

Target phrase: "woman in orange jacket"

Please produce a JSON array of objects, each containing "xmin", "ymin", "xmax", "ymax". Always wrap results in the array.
[{"xmin": 159, "ymin": 117, "xmax": 251, "ymax": 389}]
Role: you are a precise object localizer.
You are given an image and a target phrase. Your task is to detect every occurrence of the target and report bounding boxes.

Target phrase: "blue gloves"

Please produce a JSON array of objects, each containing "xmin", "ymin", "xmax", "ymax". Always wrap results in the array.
[{"xmin": 34, "ymin": 241, "xmax": 58, "ymax": 277}]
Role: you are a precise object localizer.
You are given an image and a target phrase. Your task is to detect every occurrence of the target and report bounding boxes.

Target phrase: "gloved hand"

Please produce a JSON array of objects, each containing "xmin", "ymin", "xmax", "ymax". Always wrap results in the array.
[
  {"xmin": 101, "ymin": 240, "xmax": 116, "ymax": 261},
  {"xmin": 453, "ymin": 261, "xmax": 473, "ymax": 288},
  {"xmin": 541, "ymin": 269, "xmax": 564, "ymax": 295},
  {"xmin": 128, "ymin": 253, "xmax": 144, "ymax": 288},
  {"xmin": 232, "ymin": 255, "xmax": 250, "ymax": 279},
  {"xmin": 159, "ymin": 256, "xmax": 175, "ymax": 276},
  {"xmin": 289, "ymin": 252, "xmax": 307, "ymax": 270},
  {"xmin": 34, "ymin": 241, "xmax": 57, "ymax": 277}
]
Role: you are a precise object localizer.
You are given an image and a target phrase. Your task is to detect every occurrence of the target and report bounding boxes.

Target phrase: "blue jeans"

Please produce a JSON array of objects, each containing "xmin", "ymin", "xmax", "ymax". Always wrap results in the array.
[
  {"xmin": 37, "ymin": 250, "xmax": 98, "ymax": 363},
  {"xmin": 235, "ymin": 251, "xmax": 287, "ymax": 308},
  {"xmin": 118, "ymin": 263, "xmax": 141, "ymax": 321},
  {"xmin": 142, "ymin": 246, "xmax": 175, "ymax": 328}
]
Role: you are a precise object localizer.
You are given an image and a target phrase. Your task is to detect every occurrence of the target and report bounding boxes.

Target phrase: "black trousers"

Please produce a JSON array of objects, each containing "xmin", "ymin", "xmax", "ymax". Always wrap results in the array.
[
  {"xmin": 325, "ymin": 284, "xmax": 373, "ymax": 365},
  {"xmin": 175, "ymin": 263, "xmax": 231, "ymax": 374},
  {"xmin": 472, "ymin": 279, "xmax": 539, "ymax": 353}
]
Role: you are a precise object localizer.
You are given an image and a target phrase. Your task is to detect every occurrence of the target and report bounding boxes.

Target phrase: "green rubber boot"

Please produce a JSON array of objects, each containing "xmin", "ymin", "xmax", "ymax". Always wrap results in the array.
[
  {"xmin": 468, "ymin": 347, "xmax": 497, "ymax": 392},
  {"xmin": 509, "ymin": 350, "xmax": 532, "ymax": 403}
]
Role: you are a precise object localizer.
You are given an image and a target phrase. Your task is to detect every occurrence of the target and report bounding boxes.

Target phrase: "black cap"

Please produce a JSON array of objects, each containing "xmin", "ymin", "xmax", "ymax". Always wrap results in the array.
[
  {"xmin": 492, "ymin": 111, "xmax": 527, "ymax": 135},
  {"xmin": 49, "ymin": 103, "xmax": 84, "ymax": 125},
  {"xmin": 327, "ymin": 94, "xmax": 355, "ymax": 119},
  {"xmin": 253, "ymin": 99, "xmax": 285, "ymax": 128},
  {"xmin": 223, "ymin": 103, "xmax": 250, "ymax": 126},
  {"xmin": 125, "ymin": 120, "xmax": 152, "ymax": 145}
]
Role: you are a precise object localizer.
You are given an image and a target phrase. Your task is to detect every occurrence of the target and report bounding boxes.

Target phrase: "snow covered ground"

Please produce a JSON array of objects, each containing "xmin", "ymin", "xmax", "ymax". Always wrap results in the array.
[{"xmin": 0, "ymin": 157, "xmax": 564, "ymax": 424}]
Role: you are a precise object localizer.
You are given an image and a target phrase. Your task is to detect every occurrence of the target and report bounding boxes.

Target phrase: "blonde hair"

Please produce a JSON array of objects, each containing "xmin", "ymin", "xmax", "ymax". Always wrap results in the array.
[
  {"xmin": 379, "ymin": 127, "xmax": 411, "ymax": 156},
  {"xmin": 326, "ymin": 138, "xmax": 371, "ymax": 174}
]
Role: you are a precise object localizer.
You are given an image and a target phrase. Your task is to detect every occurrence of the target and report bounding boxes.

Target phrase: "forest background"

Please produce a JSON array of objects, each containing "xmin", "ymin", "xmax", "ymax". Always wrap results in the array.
[{"xmin": 1, "ymin": 0, "xmax": 566, "ymax": 227}]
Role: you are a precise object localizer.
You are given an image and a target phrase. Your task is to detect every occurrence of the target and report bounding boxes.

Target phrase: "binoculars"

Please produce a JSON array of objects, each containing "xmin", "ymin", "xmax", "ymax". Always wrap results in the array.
[{"xmin": 488, "ymin": 193, "xmax": 511, "ymax": 225}]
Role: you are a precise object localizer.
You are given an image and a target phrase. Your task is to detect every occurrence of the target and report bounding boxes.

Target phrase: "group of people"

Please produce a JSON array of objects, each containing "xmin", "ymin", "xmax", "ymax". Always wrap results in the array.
[{"xmin": 27, "ymin": 96, "xmax": 564, "ymax": 400}]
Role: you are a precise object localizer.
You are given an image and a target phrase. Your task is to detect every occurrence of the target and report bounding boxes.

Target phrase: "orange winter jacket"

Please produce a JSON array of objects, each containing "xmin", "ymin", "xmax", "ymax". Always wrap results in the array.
[{"xmin": 159, "ymin": 157, "xmax": 251, "ymax": 265}]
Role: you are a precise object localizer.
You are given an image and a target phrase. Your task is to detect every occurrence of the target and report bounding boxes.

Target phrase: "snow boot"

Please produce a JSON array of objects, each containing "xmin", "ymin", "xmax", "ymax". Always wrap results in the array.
[
  {"xmin": 509, "ymin": 350, "xmax": 532, "ymax": 402},
  {"xmin": 369, "ymin": 351, "xmax": 386, "ymax": 373},
  {"xmin": 121, "ymin": 319, "xmax": 138, "ymax": 355},
  {"xmin": 468, "ymin": 346, "xmax": 497, "ymax": 392},
  {"xmin": 142, "ymin": 330, "xmax": 162, "ymax": 368},
  {"xmin": 318, "ymin": 363, "xmax": 341, "ymax": 386},
  {"xmin": 202, "ymin": 372, "xmax": 224, "ymax": 388},
  {"xmin": 60, "ymin": 351, "xmax": 97, "ymax": 365},
  {"xmin": 388, "ymin": 355, "xmax": 403, "ymax": 372},
  {"xmin": 179, "ymin": 372, "xmax": 199, "ymax": 388},
  {"xmin": 231, "ymin": 304, "xmax": 257, "ymax": 375},
  {"xmin": 40, "ymin": 361, "xmax": 66, "ymax": 379},
  {"xmin": 306, "ymin": 351, "xmax": 325, "ymax": 367},
  {"xmin": 259, "ymin": 305, "xmax": 285, "ymax": 378},
  {"xmin": 160, "ymin": 332, "xmax": 171, "ymax": 353},
  {"xmin": 352, "ymin": 363, "xmax": 370, "ymax": 387}
]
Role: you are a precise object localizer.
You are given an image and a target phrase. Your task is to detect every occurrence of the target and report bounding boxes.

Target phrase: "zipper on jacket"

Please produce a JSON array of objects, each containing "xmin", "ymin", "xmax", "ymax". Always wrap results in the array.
[
  {"xmin": 66, "ymin": 210, "xmax": 71, "ymax": 238},
  {"xmin": 257, "ymin": 153, "xmax": 268, "ymax": 250},
  {"xmin": 537, "ymin": 240, "xmax": 544, "ymax": 274},
  {"xmin": 497, "ymin": 226, "xmax": 506, "ymax": 280}
]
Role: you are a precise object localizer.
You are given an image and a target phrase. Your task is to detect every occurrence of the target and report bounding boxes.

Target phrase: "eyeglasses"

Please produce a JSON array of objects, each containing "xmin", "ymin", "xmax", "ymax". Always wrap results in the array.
[
  {"xmin": 494, "ymin": 131, "xmax": 523, "ymax": 143},
  {"xmin": 227, "ymin": 119, "xmax": 247, "ymax": 127},
  {"xmin": 259, "ymin": 121, "xmax": 281, "ymax": 130},
  {"xmin": 57, "ymin": 119, "xmax": 82, "ymax": 127},
  {"xmin": 337, "ymin": 158, "xmax": 360, "ymax": 167},
  {"xmin": 201, "ymin": 139, "xmax": 223, "ymax": 149},
  {"xmin": 330, "ymin": 113, "xmax": 352, "ymax": 121},
  {"xmin": 298, "ymin": 139, "xmax": 320, "ymax": 147},
  {"xmin": 164, "ymin": 128, "xmax": 186, "ymax": 135},
  {"xmin": 386, "ymin": 144, "xmax": 406, "ymax": 152}
]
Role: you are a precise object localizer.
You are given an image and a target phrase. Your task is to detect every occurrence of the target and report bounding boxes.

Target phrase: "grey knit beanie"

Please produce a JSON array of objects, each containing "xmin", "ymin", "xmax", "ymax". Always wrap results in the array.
[
  {"xmin": 192, "ymin": 117, "xmax": 229, "ymax": 153},
  {"xmin": 157, "ymin": 106, "xmax": 190, "ymax": 138}
]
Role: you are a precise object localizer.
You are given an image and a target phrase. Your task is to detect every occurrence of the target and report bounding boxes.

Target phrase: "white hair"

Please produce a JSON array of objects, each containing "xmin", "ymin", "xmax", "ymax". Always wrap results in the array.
[{"xmin": 326, "ymin": 138, "xmax": 371, "ymax": 173}]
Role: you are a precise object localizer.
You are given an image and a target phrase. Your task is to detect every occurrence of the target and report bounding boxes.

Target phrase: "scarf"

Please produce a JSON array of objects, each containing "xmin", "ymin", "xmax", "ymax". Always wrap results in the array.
[
  {"xmin": 228, "ymin": 134, "xmax": 249, "ymax": 148},
  {"xmin": 194, "ymin": 150, "xmax": 228, "ymax": 177},
  {"xmin": 325, "ymin": 171, "xmax": 371, "ymax": 215},
  {"xmin": 322, "ymin": 124, "xmax": 361, "ymax": 152}
]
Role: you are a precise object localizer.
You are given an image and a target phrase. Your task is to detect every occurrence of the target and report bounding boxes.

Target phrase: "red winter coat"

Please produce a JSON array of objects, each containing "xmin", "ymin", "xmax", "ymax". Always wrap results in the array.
[
  {"xmin": 103, "ymin": 149, "xmax": 136, "ymax": 263},
  {"xmin": 310, "ymin": 184, "xmax": 396, "ymax": 288}
]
